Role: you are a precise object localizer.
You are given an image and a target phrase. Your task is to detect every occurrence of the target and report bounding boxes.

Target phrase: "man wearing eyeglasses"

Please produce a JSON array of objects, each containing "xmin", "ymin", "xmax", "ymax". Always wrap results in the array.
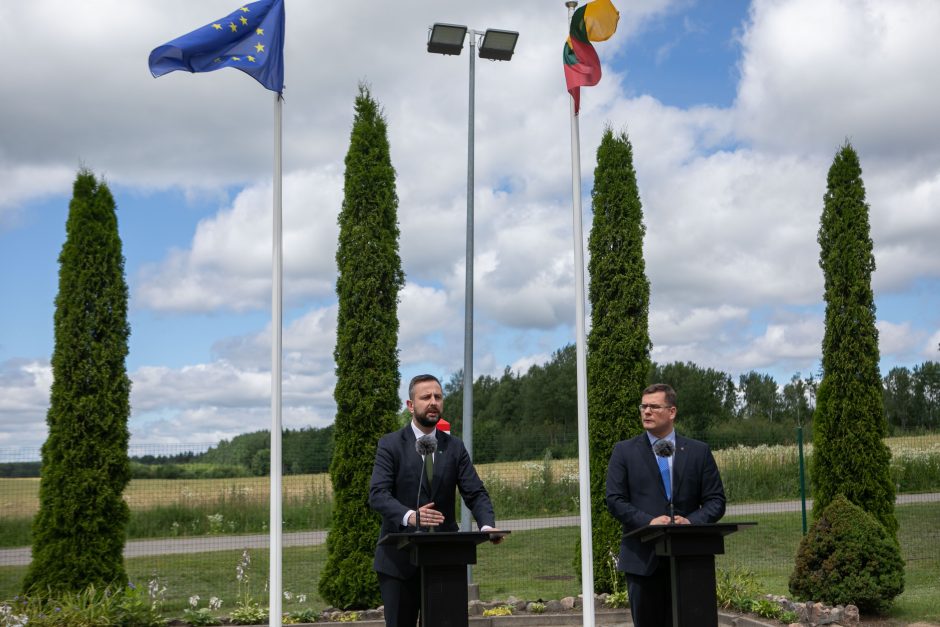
[{"xmin": 606, "ymin": 383, "xmax": 726, "ymax": 627}]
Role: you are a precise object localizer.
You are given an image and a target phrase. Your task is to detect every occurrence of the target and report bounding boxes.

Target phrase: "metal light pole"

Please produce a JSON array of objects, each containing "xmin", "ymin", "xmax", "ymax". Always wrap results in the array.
[{"xmin": 427, "ymin": 22, "xmax": 519, "ymax": 588}]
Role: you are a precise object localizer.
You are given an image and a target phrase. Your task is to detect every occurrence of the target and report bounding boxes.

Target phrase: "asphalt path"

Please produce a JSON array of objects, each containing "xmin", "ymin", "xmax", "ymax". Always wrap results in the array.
[{"xmin": 2, "ymin": 493, "xmax": 937, "ymax": 567}]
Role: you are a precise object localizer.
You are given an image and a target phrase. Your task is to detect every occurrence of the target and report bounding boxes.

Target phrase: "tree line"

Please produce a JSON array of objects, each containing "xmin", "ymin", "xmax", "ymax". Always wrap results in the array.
[{"xmin": 4, "ymin": 356, "xmax": 936, "ymax": 479}]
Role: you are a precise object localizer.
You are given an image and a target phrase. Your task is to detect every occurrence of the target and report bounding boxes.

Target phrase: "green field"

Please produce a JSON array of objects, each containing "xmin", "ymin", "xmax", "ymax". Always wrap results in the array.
[{"xmin": 1, "ymin": 503, "xmax": 937, "ymax": 623}]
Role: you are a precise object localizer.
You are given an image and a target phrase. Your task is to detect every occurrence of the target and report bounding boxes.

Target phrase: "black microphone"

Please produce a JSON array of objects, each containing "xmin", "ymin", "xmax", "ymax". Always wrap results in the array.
[
  {"xmin": 414, "ymin": 435, "xmax": 438, "ymax": 531},
  {"xmin": 652, "ymin": 439, "xmax": 676, "ymax": 523}
]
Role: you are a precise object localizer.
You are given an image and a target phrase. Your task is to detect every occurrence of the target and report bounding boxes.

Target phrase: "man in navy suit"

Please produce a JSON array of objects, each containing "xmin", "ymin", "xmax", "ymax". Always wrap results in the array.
[
  {"xmin": 606, "ymin": 383, "xmax": 726, "ymax": 627},
  {"xmin": 369, "ymin": 374, "xmax": 501, "ymax": 627}
]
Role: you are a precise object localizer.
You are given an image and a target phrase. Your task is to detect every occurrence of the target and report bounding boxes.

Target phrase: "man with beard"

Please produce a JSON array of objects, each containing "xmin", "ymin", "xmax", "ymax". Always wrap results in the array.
[{"xmin": 369, "ymin": 374, "xmax": 501, "ymax": 627}]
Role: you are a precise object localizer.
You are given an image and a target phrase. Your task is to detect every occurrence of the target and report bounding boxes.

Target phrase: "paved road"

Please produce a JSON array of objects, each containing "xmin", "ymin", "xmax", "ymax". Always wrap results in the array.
[{"xmin": 2, "ymin": 493, "xmax": 937, "ymax": 567}]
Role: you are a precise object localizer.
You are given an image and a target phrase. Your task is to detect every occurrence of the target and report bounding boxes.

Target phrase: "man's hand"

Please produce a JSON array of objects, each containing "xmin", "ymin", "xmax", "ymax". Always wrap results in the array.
[
  {"xmin": 483, "ymin": 528, "xmax": 505, "ymax": 544},
  {"xmin": 409, "ymin": 502, "xmax": 442, "ymax": 528},
  {"xmin": 649, "ymin": 514, "xmax": 691, "ymax": 525}
]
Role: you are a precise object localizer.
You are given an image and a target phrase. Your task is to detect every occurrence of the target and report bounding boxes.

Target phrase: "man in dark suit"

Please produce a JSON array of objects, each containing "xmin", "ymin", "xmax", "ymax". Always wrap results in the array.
[
  {"xmin": 606, "ymin": 383, "xmax": 726, "ymax": 627},
  {"xmin": 369, "ymin": 374, "xmax": 501, "ymax": 627}
]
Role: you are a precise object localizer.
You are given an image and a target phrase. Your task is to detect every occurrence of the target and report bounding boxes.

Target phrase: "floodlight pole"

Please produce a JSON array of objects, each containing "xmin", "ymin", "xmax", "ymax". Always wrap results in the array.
[{"xmin": 461, "ymin": 26, "xmax": 477, "ymax": 583}]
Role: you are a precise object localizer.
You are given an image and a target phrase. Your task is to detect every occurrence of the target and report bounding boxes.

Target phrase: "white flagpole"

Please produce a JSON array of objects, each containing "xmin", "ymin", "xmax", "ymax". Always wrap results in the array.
[
  {"xmin": 269, "ymin": 91, "xmax": 284, "ymax": 627},
  {"xmin": 566, "ymin": 2, "xmax": 596, "ymax": 625}
]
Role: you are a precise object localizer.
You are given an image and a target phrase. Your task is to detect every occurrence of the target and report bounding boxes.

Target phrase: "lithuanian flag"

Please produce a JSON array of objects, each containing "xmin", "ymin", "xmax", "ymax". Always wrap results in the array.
[{"xmin": 563, "ymin": 0, "xmax": 620, "ymax": 114}]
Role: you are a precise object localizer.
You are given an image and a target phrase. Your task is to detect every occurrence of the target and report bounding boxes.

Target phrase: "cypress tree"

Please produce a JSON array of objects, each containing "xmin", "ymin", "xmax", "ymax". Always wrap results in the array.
[
  {"xmin": 23, "ymin": 170, "xmax": 132, "ymax": 594},
  {"xmin": 585, "ymin": 127, "xmax": 651, "ymax": 591},
  {"xmin": 812, "ymin": 143, "xmax": 897, "ymax": 535},
  {"xmin": 318, "ymin": 85, "xmax": 404, "ymax": 608}
]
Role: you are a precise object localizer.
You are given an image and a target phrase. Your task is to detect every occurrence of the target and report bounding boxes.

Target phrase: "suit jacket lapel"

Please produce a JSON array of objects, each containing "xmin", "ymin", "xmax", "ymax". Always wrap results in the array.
[
  {"xmin": 639, "ymin": 436, "xmax": 668, "ymax": 499},
  {"xmin": 401, "ymin": 427, "xmax": 429, "ymax": 501},
  {"xmin": 428, "ymin": 430, "xmax": 448, "ymax": 498},
  {"xmin": 672, "ymin": 435, "xmax": 687, "ymax": 497}
]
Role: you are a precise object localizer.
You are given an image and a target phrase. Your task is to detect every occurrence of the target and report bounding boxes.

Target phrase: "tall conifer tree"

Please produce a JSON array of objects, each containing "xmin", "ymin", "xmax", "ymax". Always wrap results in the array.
[
  {"xmin": 319, "ymin": 85, "xmax": 404, "ymax": 608},
  {"xmin": 812, "ymin": 143, "xmax": 897, "ymax": 535},
  {"xmin": 23, "ymin": 170, "xmax": 131, "ymax": 594},
  {"xmin": 586, "ymin": 128, "xmax": 651, "ymax": 591}
]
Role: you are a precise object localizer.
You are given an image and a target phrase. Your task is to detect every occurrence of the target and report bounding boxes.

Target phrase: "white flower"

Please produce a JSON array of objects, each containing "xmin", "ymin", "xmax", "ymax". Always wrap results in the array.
[
  {"xmin": 209, "ymin": 597, "xmax": 223, "ymax": 610},
  {"xmin": 189, "ymin": 595, "xmax": 200, "ymax": 608}
]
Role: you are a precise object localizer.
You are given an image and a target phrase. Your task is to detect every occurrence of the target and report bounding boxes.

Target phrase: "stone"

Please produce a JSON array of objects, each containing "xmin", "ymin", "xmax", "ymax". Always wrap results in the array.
[
  {"xmin": 467, "ymin": 600, "xmax": 485, "ymax": 616},
  {"xmin": 545, "ymin": 600, "xmax": 564, "ymax": 612},
  {"xmin": 843, "ymin": 604, "xmax": 859, "ymax": 623},
  {"xmin": 560, "ymin": 596, "xmax": 576, "ymax": 610}
]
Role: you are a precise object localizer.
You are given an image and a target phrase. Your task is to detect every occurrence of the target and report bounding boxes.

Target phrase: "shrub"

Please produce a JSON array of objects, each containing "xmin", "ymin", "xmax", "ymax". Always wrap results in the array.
[
  {"xmin": 789, "ymin": 494, "xmax": 905, "ymax": 614},
  {"xmin": 716, "ymin": 566, "xmax": 762, "ymax": 612}
]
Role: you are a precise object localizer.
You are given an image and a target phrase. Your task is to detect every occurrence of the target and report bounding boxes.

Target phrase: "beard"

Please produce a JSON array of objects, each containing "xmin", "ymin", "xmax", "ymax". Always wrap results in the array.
[{"xmin": 414, "ymin": 407, "xmax": 441, "ymax": 429}]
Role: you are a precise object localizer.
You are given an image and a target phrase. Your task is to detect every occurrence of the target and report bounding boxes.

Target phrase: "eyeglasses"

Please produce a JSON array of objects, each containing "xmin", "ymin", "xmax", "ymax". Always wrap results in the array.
[{"xmin": 638, "ymin": 404, "xmax": 673, "ymax": 412}]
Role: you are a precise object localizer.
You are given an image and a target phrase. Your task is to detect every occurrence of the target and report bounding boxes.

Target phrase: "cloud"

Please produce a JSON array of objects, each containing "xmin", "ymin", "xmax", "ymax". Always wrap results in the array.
[
  {"xmin": 0, "ymin": 360, "xmax": 50, "ymax": 447},
  {"xmin": 4, "ymin": 0, "xmax": 940, "ymax": 450},
  {"xmin": 736, "ymin": 0, "xmax": 940, "ymax": 159},
  {"xmin": 136, "ymin": 169, "xmax": 341, "ymax": 312}
]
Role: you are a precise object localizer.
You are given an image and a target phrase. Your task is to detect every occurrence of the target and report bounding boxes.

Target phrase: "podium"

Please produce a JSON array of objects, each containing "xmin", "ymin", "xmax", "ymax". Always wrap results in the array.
[
  {"xmin": 626, "ymin": 522, "xmax": 755, "ymax": 627},
  {"xmin": 378, "ymin": 530, "xmax": 508, "ymax": 627}
]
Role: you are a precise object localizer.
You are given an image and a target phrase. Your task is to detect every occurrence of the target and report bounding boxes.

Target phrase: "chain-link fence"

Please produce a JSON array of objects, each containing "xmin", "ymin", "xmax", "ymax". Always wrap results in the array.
[{"xmin": 1, "ymin": 433, "xmax": 938, "ymax": 615}]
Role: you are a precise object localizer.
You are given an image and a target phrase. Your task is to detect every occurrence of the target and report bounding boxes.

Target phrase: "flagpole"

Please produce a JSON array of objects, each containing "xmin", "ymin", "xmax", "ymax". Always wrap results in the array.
[
  {"xmin": 566, "ymin": 2, "xmax": 596, "ymax": 625},
  {"xmin": 269, "ymin": 91, "xmax": 284, "ymax": 627}
]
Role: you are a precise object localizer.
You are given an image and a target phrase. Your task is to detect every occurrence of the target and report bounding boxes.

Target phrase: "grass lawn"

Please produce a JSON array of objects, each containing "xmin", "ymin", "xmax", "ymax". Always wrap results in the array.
[
  {"xmin": 720, "ymin": 502, "xmax": 940, "ymax": 624},
  {"xmin": 1, "ymin": 503, "xmax": 937, "ymax": 623}
]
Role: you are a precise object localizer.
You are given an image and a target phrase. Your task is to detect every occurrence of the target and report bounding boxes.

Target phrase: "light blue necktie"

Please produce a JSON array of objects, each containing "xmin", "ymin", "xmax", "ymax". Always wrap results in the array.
[{"xmin": 656, "ymin": 444, "xmax": 671, "ymax": 500}]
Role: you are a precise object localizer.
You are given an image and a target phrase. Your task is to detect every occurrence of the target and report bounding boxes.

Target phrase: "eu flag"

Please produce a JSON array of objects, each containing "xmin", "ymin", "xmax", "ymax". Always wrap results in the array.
[{"xmin": 149, "ymin": 0, "xmax": 285, "ymax": 93}]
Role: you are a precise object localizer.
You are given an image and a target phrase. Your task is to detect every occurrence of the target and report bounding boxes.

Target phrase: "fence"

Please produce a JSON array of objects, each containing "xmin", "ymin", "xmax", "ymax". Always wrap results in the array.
[{"xmin": 1, "ymin": 433, "xmax": 938, "ymax": 616}]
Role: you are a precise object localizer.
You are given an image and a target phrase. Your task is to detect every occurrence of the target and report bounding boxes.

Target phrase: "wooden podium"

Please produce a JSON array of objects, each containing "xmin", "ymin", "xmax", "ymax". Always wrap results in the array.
[
  {"xmin": 378, "ymin": 530, "xmax": 508, "ymax": 627},
  {"xmin": 626, "ymin": 522, "xmax": 755, "ymax": 627}
]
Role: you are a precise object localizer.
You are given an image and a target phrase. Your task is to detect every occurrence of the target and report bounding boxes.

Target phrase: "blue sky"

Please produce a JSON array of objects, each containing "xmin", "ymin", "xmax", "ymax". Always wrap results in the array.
[{"xmin": 2, "ymin": 0, "xmax": 939, "ymax": 450}]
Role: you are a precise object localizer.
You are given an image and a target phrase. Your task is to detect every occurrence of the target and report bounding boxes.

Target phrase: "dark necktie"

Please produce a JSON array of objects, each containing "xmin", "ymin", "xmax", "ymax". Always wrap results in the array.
[{"xmin": 424, "ymin": 451, "xmax": 434, "ymax": 486}]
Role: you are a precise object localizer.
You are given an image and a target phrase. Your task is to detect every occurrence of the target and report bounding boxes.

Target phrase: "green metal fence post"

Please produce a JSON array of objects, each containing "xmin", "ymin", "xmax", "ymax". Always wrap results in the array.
[{"xmin": 797, "ymin": 425, "xmax": 808, "ymax": 535}]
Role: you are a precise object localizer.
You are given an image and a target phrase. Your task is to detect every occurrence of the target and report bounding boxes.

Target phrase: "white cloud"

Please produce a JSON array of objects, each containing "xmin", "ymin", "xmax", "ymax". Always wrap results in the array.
[
  {"xmin": 0, "ymin": 360, "xmax": 50, "ymax": 447},
  {"xmin": 4, "ymin": 0, "xmax": 940, "ymax": 450},
  {"xmin": 136, "ymin": 170, "xmax": 341, "ymax": 312},
  {"xmin": 924, "ymin": 330, "xmax": 940, "ymax": 360},
  {"xmin": 877, "ymin": 320, "xmax": 924, "ymax": 362},
  {"xmin": 736, "ymin": 0, "xmax": 940, "ymax": 159}
]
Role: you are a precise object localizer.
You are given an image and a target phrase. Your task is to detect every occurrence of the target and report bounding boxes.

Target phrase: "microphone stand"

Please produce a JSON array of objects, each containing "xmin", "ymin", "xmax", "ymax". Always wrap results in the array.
[{"xmin": 414, "ymin": 458, "xmax": 426, "ymax": 532}]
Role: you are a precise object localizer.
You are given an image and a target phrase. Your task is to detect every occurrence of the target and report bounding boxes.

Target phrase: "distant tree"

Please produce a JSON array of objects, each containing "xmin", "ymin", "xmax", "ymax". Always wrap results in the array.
[
  {"xmin": 250, "ymin": 448, "xmax": 271, "ymax": 476},
  {"xmin": 883, "ymin": 366, "xmax": 915, "ymax": 430},
  {"xmin": 476, "ymin": 368, "xmax": 524, "ymax": 461},
  {"xmin": 585, "ymin": 127, "xmax": 651, "ymax": 592},
  {"xmin": 318, "ymin": 85, "xmax": 404, "ymax": 609},
  {"xmin": 780, "ymin": 373, "xmax": 814, "ymax": 426},
  {"xmin": 522, "ymin": 345, "xmax": 578, "ymax": 454},
  {"xmin": 812, "ymin": 143, "xmax": 897, "ymax": 535},
  {"xmin": 23, "ymin": 170, "xmax": 132, "ymax": 594},
  {"xmin": 912, "ymin": 361, "xmax": 940, "ymax": 428},
  {"xmin": 737, "ymin": 371, "xmax": 781, "ymax": 422}
]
